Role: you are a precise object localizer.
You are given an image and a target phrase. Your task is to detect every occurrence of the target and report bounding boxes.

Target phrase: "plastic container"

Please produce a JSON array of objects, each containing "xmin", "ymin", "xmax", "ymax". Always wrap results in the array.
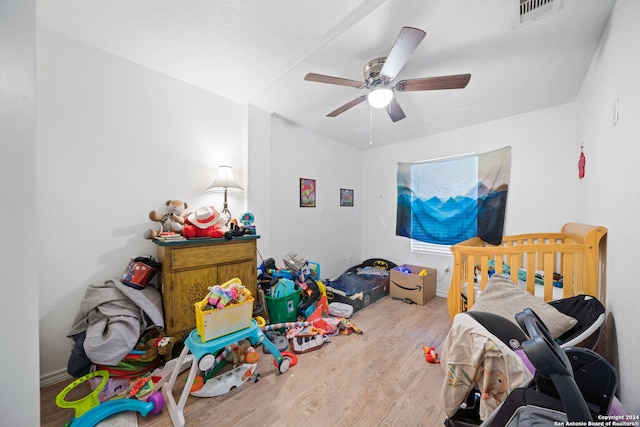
[{"xmin": 195, "ymin": 278, "xmax": 254, "ymax": 342}]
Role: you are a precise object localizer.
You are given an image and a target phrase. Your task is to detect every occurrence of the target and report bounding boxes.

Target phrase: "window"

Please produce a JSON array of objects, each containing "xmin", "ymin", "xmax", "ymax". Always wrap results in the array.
[{"xmin": 410, "ymin": 239, "xmax": 451, "ymax": 255}]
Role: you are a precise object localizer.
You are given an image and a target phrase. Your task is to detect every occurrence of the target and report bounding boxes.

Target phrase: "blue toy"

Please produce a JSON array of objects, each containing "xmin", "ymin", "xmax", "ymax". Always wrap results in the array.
[{"xmin": 56, "ymin": 370, "xmax": 164, "ymax": 427}]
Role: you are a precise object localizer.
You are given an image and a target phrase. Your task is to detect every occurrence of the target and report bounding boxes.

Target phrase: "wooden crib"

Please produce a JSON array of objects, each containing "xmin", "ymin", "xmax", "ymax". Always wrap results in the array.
[{"xmin": 447, "ymin": 223, "xmax": 607, "ymax": 319}]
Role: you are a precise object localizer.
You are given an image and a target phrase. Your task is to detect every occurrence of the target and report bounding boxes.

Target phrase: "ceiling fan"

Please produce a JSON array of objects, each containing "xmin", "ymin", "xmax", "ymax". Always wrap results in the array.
[{"xmin": 304, "ymin": 26, "xmax": 471, "ymax": 122}]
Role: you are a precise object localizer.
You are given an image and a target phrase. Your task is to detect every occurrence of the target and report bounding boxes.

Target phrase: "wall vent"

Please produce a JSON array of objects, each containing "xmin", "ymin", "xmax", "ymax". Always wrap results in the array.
[{"xmin": 514, "ymin": 0, "xmax": 563, "ymax": 28}]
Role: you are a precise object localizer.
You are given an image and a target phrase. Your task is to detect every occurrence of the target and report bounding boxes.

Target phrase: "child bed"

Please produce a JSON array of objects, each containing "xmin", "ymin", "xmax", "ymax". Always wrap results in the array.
[
  {"xmin": 447, "ymin": 223, "xmax": 607, "ymax": 319},
  {"xmin": 323, "ymin": 258, "xmax": 397, "ymax": 312}
]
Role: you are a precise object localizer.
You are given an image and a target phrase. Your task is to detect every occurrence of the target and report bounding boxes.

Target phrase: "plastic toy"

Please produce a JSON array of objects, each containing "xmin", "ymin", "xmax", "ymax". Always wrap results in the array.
[
  {"xmin": 254, "ymin": 315, "xmax": 266, "ymax": 328},
  {"xmin": 226, "ymin": 340, "xmax": 255, "ymax": 366},
  {"xmin": 292, "ymin": 333, "xmax": 330, "ymax": 353},
  {"xmin": 239, "ymin": 211, "xmax": 256, "ymax": 234},
  {"xmin": 162, "ymin": 319, "xmax": 292, "ymax": 427},
  {"xmin": 206, "ymin": 283, "xmax": 240, "ymax": 309},
  {"xmin": 190, "ymin": 362, "xmax": 258, "ymax": 397},
  {"xmin": 296, "ymin": 274, "xmax": 321, "ymax": 315},
  {"xmin": 340, "ymin": 320, "xmax": 363, "ymax": 335},
  {"xmin": 273, "ymin": 351, "xmax": 298, "ymax": 368},
  {"xmin": 223, "ymin": 221, "xmax": 255, "ymax": 240},
  {"xmin": 56, "ymin": 370, "xmax": 164, "ymax": 427},
  {"xmin": 423, "ymin": 346, "xmax": 440, "ymax": 364}
]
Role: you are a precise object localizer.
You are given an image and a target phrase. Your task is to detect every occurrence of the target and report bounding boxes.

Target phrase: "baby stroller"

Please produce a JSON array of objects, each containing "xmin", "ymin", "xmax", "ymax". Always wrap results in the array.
[{"xmin": 444, "ymin": 295, "xmax": 617, "ymax": 426}]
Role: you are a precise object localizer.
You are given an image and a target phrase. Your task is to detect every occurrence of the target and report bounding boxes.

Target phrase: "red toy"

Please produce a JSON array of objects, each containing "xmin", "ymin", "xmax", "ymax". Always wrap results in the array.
[
  {"xmin": 423, "ymin": 346, "xmax": 440, "ymax": 364},
  {"xmin": 180, "ymin": 206, "xmax": 225, "ymax": 239}
]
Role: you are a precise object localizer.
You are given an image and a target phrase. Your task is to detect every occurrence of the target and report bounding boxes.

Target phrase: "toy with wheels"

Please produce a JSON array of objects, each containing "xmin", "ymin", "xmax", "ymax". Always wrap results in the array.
[
  {"xmin": 56, "ymin": 370, "xmax": 164, "ymax": 427},
  {"xmin": 162, "ymin": 319, "xmax": 291, "ymax": 427}
]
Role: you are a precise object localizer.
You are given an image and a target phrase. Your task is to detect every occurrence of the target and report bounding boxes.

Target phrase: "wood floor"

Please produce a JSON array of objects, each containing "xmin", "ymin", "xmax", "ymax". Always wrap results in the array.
[{"xmin": 41, "ymin": 296, "xmax": 453, "ymax": 426}]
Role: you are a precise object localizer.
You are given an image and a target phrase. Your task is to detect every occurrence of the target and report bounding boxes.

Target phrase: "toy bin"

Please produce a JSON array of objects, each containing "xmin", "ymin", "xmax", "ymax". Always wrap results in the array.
[
  {"xmin": 195, "ymin": 278, "xmax": 254, "ymax": 343},
  {"xmin": 265, "ymin": 280, "xmax": 301, "ymax": 323}
]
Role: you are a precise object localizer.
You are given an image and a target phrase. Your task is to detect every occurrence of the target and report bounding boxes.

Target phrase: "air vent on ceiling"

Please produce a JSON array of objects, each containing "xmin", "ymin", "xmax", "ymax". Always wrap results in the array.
[{"xmin": 513, "ymin": 0, "xmax": 563, "ymax": 28}]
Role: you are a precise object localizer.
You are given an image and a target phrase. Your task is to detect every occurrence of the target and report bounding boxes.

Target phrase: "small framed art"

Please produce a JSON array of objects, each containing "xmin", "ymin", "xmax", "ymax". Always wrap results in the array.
[
  {"xmin": 340, "ymin": 188, "xmax": 354, "ymax": 207},
  {"xmin": 300, "ymin": 178, "xmax": 316, "ymax": 207}
]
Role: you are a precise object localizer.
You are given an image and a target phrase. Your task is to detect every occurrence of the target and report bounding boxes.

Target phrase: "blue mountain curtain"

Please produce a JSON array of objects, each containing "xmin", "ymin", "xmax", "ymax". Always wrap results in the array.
[{"xmin": 396, "ymin": 146, "xmax": 511, "ymax": 245}]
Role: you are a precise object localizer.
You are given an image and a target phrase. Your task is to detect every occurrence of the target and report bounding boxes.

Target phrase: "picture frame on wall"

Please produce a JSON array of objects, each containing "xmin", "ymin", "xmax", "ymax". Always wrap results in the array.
[
  {"xmin": 340, "ymin": 188, "xmax": 354, "ymax": 207},
  {"xmin": 300, "ymin": 178, "xmax": 316, "ymax": 207}
]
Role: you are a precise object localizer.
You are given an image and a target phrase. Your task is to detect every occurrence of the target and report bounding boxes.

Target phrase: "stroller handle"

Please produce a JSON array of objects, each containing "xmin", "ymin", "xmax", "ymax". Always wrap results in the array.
[{"xmin": 516, "ymin": 308, "xmax": 592, "ymax": 422}]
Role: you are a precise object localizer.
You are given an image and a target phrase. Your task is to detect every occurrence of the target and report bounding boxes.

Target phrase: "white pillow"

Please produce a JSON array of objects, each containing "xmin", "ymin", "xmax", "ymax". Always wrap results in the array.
[{"xmin": 469, "ymin": 275, "xmax": 577, "ymax": 338}]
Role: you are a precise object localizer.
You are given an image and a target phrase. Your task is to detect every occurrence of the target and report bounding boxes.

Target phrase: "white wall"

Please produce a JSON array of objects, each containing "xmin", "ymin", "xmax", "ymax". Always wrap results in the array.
[
  {"xmin": 575, "ymin": 0, "xmax": 640, "ymax": 413},
  {"xmin": 361, "ymin": 103, "xmax": 578, "ymax": 295},
  {"xmin": 1, "ymin": 1, "xmax": 39, "ymax": 426},
  {"xmin": 37, "ymin": 30, "xmax": 247, "ymax": 380},
  {"xmin": 266, "ymin": 116, "xmax": 363, "ymax": 279},
  {"xmin": 247, "ymin": 105, "xmax": 274, "ymax": 261}
]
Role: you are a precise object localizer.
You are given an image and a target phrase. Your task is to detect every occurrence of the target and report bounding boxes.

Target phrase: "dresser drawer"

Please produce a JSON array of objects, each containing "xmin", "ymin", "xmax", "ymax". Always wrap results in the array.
[{"xmin": 171, "ymin": 240, "xmax": 255, "ymax": 270}]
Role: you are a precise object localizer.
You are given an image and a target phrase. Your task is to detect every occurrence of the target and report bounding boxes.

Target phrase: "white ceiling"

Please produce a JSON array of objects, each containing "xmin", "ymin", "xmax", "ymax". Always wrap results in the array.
[{"xmin": 37, "ymin": 0, "xmax": 616, "ymax": 149}]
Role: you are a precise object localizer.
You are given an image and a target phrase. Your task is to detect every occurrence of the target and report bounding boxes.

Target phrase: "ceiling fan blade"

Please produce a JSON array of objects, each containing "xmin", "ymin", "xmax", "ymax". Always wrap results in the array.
[
  {"xmin": 305, "ymin": 73, "xmax": 365, "ymax": 89},
  {"xmin": 386, "ymin": 98, "xmax": 406, "ymax": 122},
  {"xmin": 395, "ymin": 73, "xmax": 471, "ymax": 92},
  {"xmin": 379, "ymin": 27, "xmax": 426, "ymax": 81},
  {"xmin": 327, "ymin": 95, "xmax": 367, "ymax": 117}
]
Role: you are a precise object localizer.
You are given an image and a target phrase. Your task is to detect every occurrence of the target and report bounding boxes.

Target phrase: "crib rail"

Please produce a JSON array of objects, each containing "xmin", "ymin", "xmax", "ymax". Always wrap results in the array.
[{"xmin": 447, "ymin": 224, "xmax": 607, "ymax": 319}]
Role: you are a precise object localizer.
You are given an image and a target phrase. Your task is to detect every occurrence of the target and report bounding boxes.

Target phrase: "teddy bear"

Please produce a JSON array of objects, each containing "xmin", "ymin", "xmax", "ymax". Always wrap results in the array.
[
  {"xmin": 135, "ymin": 335, "xmax": 177, "ymax": 363},
  {"xmin": 174, "ymin": 206, "xmax": 225, "ymax": 239},
  {"xmin": 143, "ymin": 199, "xmax": 189, "ymax": 239}
]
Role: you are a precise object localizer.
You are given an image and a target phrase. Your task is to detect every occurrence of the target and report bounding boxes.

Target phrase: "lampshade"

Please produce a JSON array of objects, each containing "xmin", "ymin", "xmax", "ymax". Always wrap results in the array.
[
  {"xmin": 367, "ymin": 86, "xmax": 394, "ymax": 109},
  {"xmin": 206, "ymin": 165, "xmax": 244, "ymax": 194}
]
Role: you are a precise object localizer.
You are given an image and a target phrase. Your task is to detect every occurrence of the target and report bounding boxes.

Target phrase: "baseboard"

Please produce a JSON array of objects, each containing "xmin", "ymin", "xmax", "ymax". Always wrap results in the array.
[
  {"xmin": 41, "ymin": 368, "xmax": 71, "ymax": 388},
  {"xmin": 436, "ymin": 289, "xmax": 448, "ymax": 298}
]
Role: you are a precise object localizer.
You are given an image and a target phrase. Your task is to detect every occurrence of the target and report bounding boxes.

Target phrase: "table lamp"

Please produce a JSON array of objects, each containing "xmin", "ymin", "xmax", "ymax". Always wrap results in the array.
[{"xmin": 206, "ymin": 165, "xmax": 244, "ymax": 225}]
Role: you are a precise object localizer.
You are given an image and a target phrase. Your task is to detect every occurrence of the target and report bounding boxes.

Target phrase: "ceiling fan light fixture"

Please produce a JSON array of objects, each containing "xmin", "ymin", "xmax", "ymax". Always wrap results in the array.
[{"xmin": 367, "ymin": 87, "xmax": 394, "ymax": 109}]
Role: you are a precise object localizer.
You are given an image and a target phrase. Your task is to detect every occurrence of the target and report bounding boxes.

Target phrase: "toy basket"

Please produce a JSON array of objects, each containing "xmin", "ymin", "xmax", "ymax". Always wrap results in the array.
[
  {"xmin": 265, "ymin": 280, "xmax": 301, "ymax": 323},
  {"xmin": 195, "ymin": 278, "xmax": 254, "ymax": 342}
]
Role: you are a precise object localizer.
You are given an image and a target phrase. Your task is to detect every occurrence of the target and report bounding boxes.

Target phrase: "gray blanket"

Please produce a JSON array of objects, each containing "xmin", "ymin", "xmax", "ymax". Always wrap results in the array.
[{"xmin": 67, "ymin": 278, "xmax": 164, "ymax": 366}]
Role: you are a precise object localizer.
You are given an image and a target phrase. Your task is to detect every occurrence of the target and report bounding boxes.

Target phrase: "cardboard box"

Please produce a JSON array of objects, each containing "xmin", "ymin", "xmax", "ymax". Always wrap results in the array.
[{"xmin": 390, "ymin": 265, "xmax": 437, "ymax": 305}]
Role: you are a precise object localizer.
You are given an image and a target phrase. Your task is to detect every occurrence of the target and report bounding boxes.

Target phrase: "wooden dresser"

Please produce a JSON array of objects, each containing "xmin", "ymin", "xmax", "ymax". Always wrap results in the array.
[{"xmin": 154, "ymin": 236, "xmax": 259, "ymax": 340}]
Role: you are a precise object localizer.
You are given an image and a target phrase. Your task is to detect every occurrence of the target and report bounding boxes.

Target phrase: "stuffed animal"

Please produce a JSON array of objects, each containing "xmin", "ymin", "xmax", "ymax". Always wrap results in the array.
[
  {"xmin": 206, "ymin": 283, "xmax": 240, "ymax": 309},
  {"xmin": 143, "ymin": 200, "xmax": 189, "ymax": 239},
  {"xmin": 136, "ymin": 335, "xmax": 177, "ymax": 363},
  {"xmin": 175, "ymin": 206, "xmax": 225, "ymax": 239},
  {"xmin": 423, "ymin": 346, "xmax": 440, "ymax": 364}
]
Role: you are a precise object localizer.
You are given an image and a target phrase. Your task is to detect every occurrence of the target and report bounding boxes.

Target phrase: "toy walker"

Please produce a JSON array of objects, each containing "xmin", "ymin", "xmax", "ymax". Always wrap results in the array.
[
  {"xmin": 162, "ymin": 319, "xmax": 292, "ymax": 427},
  {"xmin": 56, "ymin": 370, "xmax": 164, "ymax": 427}
]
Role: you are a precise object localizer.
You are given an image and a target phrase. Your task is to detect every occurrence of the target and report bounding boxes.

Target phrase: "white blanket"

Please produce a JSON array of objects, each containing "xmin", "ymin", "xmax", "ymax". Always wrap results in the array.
[{"xmin": 440, "ymin": 313, "xmax": 533, "ymax": 421}]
